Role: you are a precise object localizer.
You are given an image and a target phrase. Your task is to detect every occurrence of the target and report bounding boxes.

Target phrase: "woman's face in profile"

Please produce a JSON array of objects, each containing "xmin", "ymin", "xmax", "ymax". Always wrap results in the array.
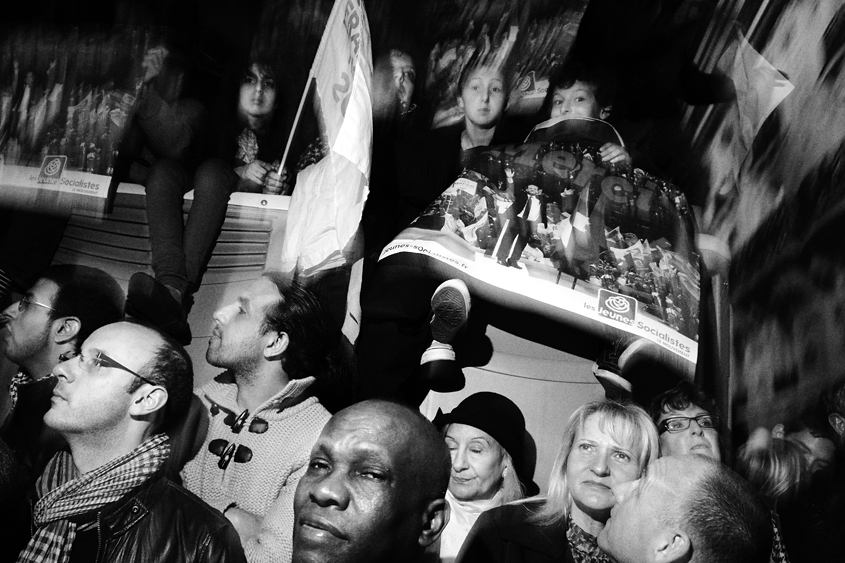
[
  {"xmin": 239, "ymin": 64, "xmax": 277, "ymax": 123},
  {"xmin": 445, "ymin": 423, "xmax": 507, "ymax": 502},
  {"xmin": 458, "ymin": 66, "xmax": 506, "ymax": 129},
  {"xmin": 566, "ymin": 413, "xmax": 641, "ymax": 523}
]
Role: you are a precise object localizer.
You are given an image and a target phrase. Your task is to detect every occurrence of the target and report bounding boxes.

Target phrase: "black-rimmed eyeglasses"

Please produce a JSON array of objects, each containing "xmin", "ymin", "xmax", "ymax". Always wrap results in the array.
[
  {"xmin": 658, "ymin": 414, "xmax": 719, "ymax": 435},
  {"xmin": 74, "ymin": 350, "xmax": 159, "ymax": 387}
]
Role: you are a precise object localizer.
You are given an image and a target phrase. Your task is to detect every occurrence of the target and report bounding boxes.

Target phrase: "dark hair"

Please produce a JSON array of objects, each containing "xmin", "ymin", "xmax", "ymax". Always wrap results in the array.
[
  {"xmin": 42, "ymin": 265, "xmax": 125, "ymax": 352},
  {"xmin": 648, "ymin": 380, "xmax": 720, "ymax": 426},
  {"xmin": 260, "ymin": 272, "xmax": 340, "ymax": 380},
  {"xmin": 241, "ymin": 56, "xmax": 277, "ymax": 83},
  {"xmin": 821, "ymin": 378, "xmax": 845, "ymax": 418},
  {"xmin": 128, "ymin": 322, "xmax": 193, "ymax": 432},
  {"xmin": 783, "ymin": 406, "xmax": 837, "ymax": 442},
  {"xmin": 683, "ymin": 460, "xmax": 773, "ymax": 563},
  {"xmin": 543, "ymin": 61, "xmax": 617, "ymax": 118}
]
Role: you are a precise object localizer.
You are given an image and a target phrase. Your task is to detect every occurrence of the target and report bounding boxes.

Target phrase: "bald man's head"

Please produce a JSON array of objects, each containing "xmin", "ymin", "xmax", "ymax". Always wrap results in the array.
[
  {"xmin": 600, "ymin": 455, "xmax": 772, "ymax": 563},
  {"xmin": 293, "ymin": 400, "xmax": 450, "ymax": 563}
]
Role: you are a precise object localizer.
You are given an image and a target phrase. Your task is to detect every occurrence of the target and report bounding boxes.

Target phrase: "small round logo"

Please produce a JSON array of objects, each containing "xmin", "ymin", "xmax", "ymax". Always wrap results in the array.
[
  {"xmin": 605, "ymin": 296, "xmax": 630, "ymax": 314},
  {"xmin": 45, "ymin": 158, "xmax": 62, "ymax": 175},
  {"xmin": 518, "ymin": 75, "xmax": 532, "ymax": 91}
]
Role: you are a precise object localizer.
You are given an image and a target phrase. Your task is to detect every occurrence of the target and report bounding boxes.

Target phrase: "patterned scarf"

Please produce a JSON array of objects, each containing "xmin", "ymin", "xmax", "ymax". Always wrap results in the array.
[
  {"xmin": 236, "ymin": 128, "xmax": 259, "ymax": 164},
  {"xmin": 567, "ymin": 518, "xmax": 611, "ymax": 563},
  {"xmin": 8, "ymin": 370, "xmax": 32, "ymax": 412},
  {"xmin": 17, "ymin": 434, "xmax": 170, "ymax": 563}
]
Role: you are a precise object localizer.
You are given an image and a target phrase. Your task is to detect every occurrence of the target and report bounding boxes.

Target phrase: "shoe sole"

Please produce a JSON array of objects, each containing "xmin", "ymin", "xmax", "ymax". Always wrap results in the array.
[{"xmin": 430, "ymin": 279, "xmax": 470, "ymax": 344}]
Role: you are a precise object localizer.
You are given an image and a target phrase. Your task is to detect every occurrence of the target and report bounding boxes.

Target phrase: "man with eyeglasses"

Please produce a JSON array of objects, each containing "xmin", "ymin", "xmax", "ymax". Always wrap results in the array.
[
  {"xmin": 18, "ymin": 320, "xmax": 246, "ymax": 563},
  {"xmin": 647, "ymin": 381, "xmax": 721, "ymax": 461},
  {"xmin": 180, "ymin": 273, "xmax": 338, "ymax": 563},
  {"xmin": 0, "ymin": 264, "xmax": 124, "ymax": 485}
]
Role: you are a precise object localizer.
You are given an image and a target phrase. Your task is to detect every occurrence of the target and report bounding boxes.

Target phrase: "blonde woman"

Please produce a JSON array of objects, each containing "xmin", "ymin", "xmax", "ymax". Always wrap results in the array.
[{"xmin": 457, "ymin": 400, "xmax": 659, "ymax": 563}]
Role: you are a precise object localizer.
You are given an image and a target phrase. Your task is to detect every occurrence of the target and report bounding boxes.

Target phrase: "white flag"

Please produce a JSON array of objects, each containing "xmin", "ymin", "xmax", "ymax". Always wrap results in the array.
[
  {"xmin": 281, "ymin": 0, "xmax": 372, "ymax": 277},
  {"xmin": 279, "ymin": 0, "xmax": 372, "ymax": 342}
]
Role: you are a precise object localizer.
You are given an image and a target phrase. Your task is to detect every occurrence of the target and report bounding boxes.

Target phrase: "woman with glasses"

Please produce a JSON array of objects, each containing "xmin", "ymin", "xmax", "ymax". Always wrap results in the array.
[
  {"xmin": 647, "ymin": 380, "xmax": 722, "ymax": 461},
  {"xmin": 456, "ymin": 399, "xmax": 659, "ymax": 563}
]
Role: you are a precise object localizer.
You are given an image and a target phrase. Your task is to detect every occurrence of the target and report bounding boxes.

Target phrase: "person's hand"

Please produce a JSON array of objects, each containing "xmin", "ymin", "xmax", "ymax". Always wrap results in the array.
[
  {"xmin": 225, "ymin": 506, "xmax": 262, "ymax": 543},
  {"xmin": 599, "ymin": 142, "xmax": 632, "ymax": 166},
  {"xmin": 141, "ymin": 47, "xmax": 169, "ymax": 85},
  {"xmin": 237, "ymin": 160, "xmax": 272, "ymax": 186},
  {"xmin": 262, "ymin": 164, "xmax": 289, "ymax": 195}
]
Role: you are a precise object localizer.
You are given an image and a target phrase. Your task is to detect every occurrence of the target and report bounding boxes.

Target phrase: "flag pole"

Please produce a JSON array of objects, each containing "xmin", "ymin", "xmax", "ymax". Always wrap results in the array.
[
  {"xmin": 278, "ymin": 75, "xmax": 313, "ymax": 177},
  {"xmin": 277, "ymin": 0, "xmax": 341, "ymax": 177}
]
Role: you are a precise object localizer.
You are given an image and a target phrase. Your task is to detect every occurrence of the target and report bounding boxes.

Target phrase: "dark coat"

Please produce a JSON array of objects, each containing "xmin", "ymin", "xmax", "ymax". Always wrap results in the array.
[
  {"xmin": 456, "ymin": 502, "xmax": 576, "ymax": 563},
  {"xmin": 68, "ymin": 473, "xmax": 246, "ymax": 563}
]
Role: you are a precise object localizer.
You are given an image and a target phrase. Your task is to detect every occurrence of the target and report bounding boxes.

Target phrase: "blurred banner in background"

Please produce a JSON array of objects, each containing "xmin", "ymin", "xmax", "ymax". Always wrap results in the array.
[{"xmin": 0, "ymin": 27, "xmax": 159, "ymax": 213}]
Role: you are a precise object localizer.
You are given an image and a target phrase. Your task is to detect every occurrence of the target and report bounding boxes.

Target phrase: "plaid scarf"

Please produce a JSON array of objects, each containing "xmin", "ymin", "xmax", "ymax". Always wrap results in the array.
[{"xmin": 17, "ymin": 434, "xmax": 170, "ymax": 563}]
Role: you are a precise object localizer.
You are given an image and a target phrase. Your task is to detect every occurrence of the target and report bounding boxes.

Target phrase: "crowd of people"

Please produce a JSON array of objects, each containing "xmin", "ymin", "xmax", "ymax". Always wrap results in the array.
[
  {"xmin": 1, "ymin": 260, "xmax": 844, "ymax": 563},
  {"xmin": 0, "ymin": 7, "xmax": 842, "ymax": 563}
]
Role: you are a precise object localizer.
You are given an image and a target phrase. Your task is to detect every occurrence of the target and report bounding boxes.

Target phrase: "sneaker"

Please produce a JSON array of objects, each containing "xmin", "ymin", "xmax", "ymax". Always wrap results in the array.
[{"xmin": 429, "ymin": 279, "xmax": 471, "ymax": 345}]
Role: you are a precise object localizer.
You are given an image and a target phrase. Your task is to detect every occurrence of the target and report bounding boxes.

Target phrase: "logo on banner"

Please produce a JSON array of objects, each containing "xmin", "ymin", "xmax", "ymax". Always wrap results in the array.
[
  {"xmin": 516, "ymin": 71, "xmax": 547, "ymax": 100},
  {"xmin": 37, "ymin": 156, "xmax": 67, "ymax": 184},
  {"xmin": 598, "ymin": 289, "xmax": 637, "ymax": 326},
  {"xmin": 518, "ymin": 71, "xmax": 536, "ymax": 92}
]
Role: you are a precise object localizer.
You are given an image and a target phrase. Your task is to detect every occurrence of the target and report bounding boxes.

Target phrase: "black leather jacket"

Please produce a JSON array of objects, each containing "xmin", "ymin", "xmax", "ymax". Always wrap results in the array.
[{"xmin": 70, "ymin": 473, "xmax": 246, "ymax": 563}]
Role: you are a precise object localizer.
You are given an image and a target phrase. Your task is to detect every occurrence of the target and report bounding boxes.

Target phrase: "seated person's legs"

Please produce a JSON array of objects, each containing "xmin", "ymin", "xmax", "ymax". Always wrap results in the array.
[
  {"xmin": 183, "ymin": 158, "xmax": 237, "ymax": 299},
  {"xmin": 129, "ymin": 157, "xmax": 235, "ymax": 344},
  {"xmin": 144, "ymin": 157, "xmax": 191, "ymax": 297}
]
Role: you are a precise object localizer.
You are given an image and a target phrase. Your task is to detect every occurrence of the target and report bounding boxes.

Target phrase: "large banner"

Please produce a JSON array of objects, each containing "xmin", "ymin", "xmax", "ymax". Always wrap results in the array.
[{"xmin": 382, "ymin": 117, "xmax": 699, "ymax": 373}]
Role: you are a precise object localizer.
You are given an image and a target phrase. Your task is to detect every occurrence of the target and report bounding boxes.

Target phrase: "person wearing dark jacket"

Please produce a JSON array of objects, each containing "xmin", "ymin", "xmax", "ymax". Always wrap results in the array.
[
  {"xmin": 356, "ymin": 51, "xmax": 515, "ymax": 406},
  {"xmin": 17, "ymin": 321, "xmax": 245, "ymax": 563}
]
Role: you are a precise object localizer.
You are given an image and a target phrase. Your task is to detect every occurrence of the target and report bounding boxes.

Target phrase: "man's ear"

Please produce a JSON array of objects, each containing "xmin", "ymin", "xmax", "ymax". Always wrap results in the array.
[
  {"xmin": 829, "ymin": 413, "xmax": 845, "ymax": 439},
  {"xmin": 599, "ymin": 105, "xmax": 612, "ymax": 120},
  {"xmin": 129, "ymin": 386, "xmax": 169, "ymax": 417},
  {"xmin": 418, "ymin": 497, "xmax": 449, "ymax": 548},
  {"xmin": 457, "ymin": 95, "xmax": 465, "ymax": 111},
  {"xmin": 772, "ymin": 423, "xmax": 785, "ymax": 439},
  {"xmin": 653, "ymin": 528, "xmax": 691, "ymax": 563},
  {"xmin": 263, "ymin": 331, "xmax": 290, "ymax": 360},
  {"xmin": 53, "ymin": 316, "xmax": 81, "ymax": 345}
]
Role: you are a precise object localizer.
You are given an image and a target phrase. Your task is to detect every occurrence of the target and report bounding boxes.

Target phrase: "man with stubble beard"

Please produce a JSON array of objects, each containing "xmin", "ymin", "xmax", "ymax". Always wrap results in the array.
[{"xmin": 180, "ymin": 272, "xmax": 338, "ymax": 563}]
